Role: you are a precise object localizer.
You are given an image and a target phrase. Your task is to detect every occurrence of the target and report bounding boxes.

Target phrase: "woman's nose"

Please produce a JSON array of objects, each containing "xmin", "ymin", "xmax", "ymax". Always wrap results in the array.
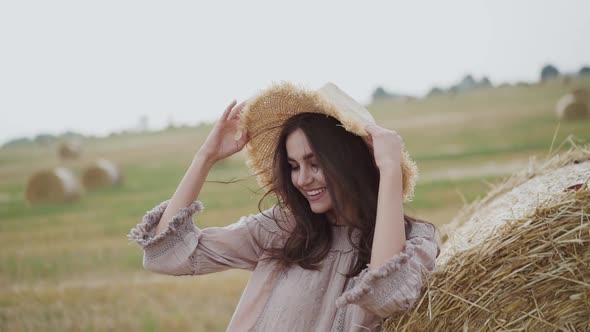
[{"xmin": 297, "ymin": 167, "xmax": 313, "ymax": 187}]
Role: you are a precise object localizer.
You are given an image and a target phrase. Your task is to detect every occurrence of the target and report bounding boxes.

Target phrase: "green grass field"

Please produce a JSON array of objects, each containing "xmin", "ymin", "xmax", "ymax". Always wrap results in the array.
[{"xmin": 1, "ymin": 78, "xmax": 590, "ymax": 331}]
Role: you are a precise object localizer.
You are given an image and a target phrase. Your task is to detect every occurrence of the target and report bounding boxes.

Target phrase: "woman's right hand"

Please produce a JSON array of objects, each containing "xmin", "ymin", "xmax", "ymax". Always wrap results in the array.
[{"xmin": 197, "ymin": 100, "xmax": 250, "ymax": 164}]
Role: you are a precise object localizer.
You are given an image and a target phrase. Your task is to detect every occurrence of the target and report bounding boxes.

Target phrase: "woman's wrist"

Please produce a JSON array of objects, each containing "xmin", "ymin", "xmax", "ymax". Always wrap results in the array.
[
  {"xmin": 378, "ymin": 164, "xmax": 404, "ymax": 194},
  {"xmin": 193, "ymin": 150, "xmax": 217, "ymax": 169}
]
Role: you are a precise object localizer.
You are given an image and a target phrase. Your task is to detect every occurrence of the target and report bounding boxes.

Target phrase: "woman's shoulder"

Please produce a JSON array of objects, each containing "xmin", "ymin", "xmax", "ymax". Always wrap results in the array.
[{"xmin": 245, "ymin": 205, "xmax": 295, "ymax": 235}]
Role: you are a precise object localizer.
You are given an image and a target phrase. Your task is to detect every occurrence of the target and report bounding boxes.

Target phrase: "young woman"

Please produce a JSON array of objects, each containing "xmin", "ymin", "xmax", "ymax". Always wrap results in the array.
[{"xmin": 128, "ymin": 83, "xmax": 440, "ymax": 331}]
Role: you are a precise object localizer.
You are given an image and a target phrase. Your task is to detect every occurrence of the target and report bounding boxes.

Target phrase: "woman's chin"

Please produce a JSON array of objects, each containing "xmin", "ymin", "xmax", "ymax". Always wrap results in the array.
[{"xmin": 310, "ymin": 203, "xmax": 331, "ymax": 214}]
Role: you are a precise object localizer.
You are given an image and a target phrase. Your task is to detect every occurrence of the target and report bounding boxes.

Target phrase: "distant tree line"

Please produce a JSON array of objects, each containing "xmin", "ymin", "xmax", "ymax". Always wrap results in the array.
[
  {"xmin": 426, "ymin": 74, "xmax": 493, "ymax": 97},
  {"xmin": 371, "ymin": 86, "xmax": 409, "ymax": 102},
  {"xmin": 423, "ymin": 64, "xmax": 590, "ymax": 98},
  {"xmin": 541, "ymin": 64, "xmax": 590, "ymax": 81},
  {"xmin": 2, "ymin": 131, "xmax": 86, "ymax": 148}
]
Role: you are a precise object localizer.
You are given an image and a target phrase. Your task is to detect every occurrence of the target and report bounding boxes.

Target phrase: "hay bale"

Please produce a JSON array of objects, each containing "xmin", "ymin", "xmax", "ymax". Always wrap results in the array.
[
  {"xmin": 572, "ymin": 87, "xmax": 590, "ymax": 103},
  {"xmin": 555, "ymin": 93, "xmax": 589, "ymax": 120},
  {"xmin": 81, "ymin": 159, "xmax": 123, "ymax": 190},
  {"xmin": 25, "ymin": 167, "xmax": 81, "ymax": 205},
  {"xmin": 383, "ymin": 143, "xmax": 590, "ymax": 331},
  {"xmin": 57, "ymin": 140, "xmax": 82, "ymax": 160}
]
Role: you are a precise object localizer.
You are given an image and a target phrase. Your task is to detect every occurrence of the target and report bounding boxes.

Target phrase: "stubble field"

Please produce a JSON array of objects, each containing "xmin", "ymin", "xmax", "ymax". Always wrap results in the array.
[{"xmin": 1, "ymin": 78, "xmax": 589, "ymax": 331}]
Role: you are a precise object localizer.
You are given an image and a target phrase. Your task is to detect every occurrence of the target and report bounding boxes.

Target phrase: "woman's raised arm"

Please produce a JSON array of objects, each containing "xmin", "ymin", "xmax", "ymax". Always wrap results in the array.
[
  {"xmin": 154, "ymin": 100, "xmax": 249, "ymax": 236},
  {"xmin": 127, "ymin": 100, "xmax": 263, "ymax": 276}
]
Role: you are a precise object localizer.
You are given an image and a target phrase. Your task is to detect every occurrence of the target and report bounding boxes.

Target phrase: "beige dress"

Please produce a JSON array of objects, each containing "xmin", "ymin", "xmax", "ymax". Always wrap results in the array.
[{"xmin": 128, "ymin": 200, "xmax": 440, "ymax": 331}]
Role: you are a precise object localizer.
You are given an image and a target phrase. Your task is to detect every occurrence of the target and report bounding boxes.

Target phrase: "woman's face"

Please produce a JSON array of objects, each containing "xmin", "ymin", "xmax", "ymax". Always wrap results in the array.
[{"xmin": 285, "ymin": 128, "xmax": 334, "ymax": 214}]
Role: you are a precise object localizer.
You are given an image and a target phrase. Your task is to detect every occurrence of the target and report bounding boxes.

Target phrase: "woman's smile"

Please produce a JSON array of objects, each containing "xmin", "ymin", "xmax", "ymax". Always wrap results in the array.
[{"xmin": 304, "ymin": 187, "xmax": 327, "ymax": 201}]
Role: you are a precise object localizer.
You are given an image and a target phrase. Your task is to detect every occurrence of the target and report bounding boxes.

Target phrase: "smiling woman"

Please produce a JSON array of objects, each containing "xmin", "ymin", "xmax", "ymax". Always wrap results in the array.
[{"xmin": 128, "ymin": 82, "xmax": 440, "ymax": 331}]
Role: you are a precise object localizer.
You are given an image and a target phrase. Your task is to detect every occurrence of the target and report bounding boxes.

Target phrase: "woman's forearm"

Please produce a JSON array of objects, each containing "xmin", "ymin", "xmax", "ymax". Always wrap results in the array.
[
  {"xmin": 369, "ymin": 166, "xmax": 406, "ymax": 269},
  {"xmin": 154, "ymin": 150, "xmax": 215, "ymax": 236}
]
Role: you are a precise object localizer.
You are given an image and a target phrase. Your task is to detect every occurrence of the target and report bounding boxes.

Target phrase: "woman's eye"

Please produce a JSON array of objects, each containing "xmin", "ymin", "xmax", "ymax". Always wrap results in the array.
[{"xmin": 289, "ymin": 163, "xmax": 318, "ymax": 172}]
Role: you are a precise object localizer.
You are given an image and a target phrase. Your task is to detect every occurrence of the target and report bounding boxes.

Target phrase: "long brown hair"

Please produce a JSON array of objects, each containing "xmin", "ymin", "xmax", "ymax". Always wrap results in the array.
[{"xmin": 259, "ymin": 113, "xmax": 421, "ymax": 277}]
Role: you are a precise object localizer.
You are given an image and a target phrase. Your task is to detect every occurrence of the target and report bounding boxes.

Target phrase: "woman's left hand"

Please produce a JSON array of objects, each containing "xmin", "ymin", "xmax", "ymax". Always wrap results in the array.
[{"xmin": 364, "ymin": 124, "xmax": 403, "ymax": 171}]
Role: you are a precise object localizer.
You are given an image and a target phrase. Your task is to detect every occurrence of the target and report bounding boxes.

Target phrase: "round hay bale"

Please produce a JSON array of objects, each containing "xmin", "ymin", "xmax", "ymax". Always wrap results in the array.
[
  {"xmin": 57, "ymin": 140, "xmax": 82, "ymax": 160},
  {"xmin": 384, "ymin": 144, "xmax": 590, "ymax": 331},
  {"xmin": 82, "ymin": 159, "xmax": 123, "ymax": 190},
  {"xmin": 572, "ymin": 87, "xmax": 590, "ymax": 103},
  {"xmin": 25, "ymin": 167, "xmax": 81, "ymax": 205},
  {"xmin": 555, "ymin": 93, "xmax": 589, "ymax": 120}
]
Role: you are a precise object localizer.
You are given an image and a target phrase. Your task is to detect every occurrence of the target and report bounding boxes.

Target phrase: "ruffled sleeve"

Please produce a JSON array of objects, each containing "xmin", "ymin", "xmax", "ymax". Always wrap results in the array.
[
  {"xmin": 335, "ymin": 223, "xmax": 440, "ymax": 318},
  {"xmin": 127, "ymin": 200, "xmax": 284, "ymax": 276}
]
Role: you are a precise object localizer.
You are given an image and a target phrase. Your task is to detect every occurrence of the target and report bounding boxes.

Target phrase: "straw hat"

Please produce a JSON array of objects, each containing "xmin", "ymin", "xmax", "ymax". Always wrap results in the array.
[{"xmin": 238, "ymin": 82, "xmax": 418, "ymax": 202}]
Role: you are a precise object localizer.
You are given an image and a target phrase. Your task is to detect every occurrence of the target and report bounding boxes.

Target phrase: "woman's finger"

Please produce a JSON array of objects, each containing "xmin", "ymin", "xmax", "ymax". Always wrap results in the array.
[
  {"xmin": 364, "ymin": 124, "xmax": 376, "ymax": 135},
  {"xmin": 228, "ymin": 100, "xmax": 247, "ymax": 120},
  {"xmin": 222, "ymin": 100, "xmax": 238, "ymax": 121}
]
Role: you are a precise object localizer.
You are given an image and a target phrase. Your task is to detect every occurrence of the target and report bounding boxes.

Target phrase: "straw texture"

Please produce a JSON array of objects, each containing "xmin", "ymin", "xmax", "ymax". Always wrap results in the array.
[
  {"xmin": 239, "ymin": 82, "xmax": 418, "ymax": 202},
  {"xmin": 382, "ymin": 141, "xmax": 590, "ymax": 331}
]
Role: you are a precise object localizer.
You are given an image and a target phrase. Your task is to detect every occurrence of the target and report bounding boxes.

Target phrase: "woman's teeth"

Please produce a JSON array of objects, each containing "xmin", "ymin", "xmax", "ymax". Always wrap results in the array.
[{"xmin": 307, "ymin": 188, "xmax": 326, "ymax": 196}]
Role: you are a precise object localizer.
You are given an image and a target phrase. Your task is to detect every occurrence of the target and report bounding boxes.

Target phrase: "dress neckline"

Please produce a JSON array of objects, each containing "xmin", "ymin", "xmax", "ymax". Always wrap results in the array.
[{"xmin": 330, "ymin": 225, "xmax": 358, "ymax": 252}]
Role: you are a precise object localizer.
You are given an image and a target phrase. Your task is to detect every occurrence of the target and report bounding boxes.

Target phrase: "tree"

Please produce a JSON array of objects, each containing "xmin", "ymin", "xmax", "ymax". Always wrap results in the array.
[
  {"xmin": 579, "ymin": 66, "xmax": 590, "ymax": 76},
  {"xmin": 427, "ymin": 87, "xmax": 444, "ymax": 97},
  {"xmin": 2, "ymin": 137, "xmax": 33, "ymax": 148},
  {"xmin": 34, "ymin": 133, "xmax": 56, "ymax": 145},
  {"xmin": 540, "ymin": 64, "xmax": 560, "ymax": 81},
  {"xmin": 479, "ymin": 76, "xmax": 492, "ymax": 87},
  {"xmin": 372, "ymin": 86, "xmax": 388, "ymax": 100}
]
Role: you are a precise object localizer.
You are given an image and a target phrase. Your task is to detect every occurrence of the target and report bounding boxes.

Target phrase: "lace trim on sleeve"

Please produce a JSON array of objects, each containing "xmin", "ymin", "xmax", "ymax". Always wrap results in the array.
[
  {"xmin": 335, "ymin": 237, "xmax": 429, "ymax": 317},
  {"xmin": 127, "ymin": 200, "xmax": 204, "ymax": 249}
]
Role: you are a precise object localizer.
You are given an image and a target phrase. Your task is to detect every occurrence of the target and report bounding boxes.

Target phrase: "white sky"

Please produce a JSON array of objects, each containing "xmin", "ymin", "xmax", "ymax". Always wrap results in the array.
[{"xmin": 1, "ymin": 0, "xmax": 589, "ymax": 145}]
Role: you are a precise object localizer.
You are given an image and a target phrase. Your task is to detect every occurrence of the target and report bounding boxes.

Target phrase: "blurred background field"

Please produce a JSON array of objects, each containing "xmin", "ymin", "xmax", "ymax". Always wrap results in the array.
[{"xmin": 1, "ymin": 77, "xmax": 590, "ymax": 331}]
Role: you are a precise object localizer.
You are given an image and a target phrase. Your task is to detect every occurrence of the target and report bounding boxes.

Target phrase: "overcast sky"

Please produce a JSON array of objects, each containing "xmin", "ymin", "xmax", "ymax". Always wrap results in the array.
[{"xmin": 1, "ymin": 0, "xmax": 589, "ymax": 145}]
